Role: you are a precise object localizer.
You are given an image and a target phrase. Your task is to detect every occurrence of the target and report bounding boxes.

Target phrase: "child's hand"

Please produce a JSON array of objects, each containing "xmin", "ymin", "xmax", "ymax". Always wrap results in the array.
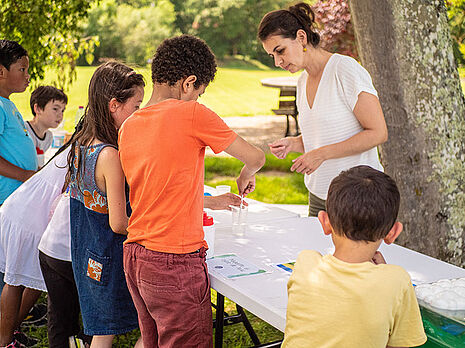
[
  {"xmin": 204, "ymin": 193, "xmax": 247, "ymax": 210},
  {"xmin": 372, "ymin": 251, "xmax": 386, "ymax": 265},
  {"xmin": 236, "ymin": 173, "xmax": 256, "ymax": 196}
]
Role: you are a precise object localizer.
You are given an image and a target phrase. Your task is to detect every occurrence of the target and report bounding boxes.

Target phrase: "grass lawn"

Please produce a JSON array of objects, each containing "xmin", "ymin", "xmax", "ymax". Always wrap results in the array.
[
  {"xmin": 205, "ymin": 153, "xmax": 308, "ymax": 204},
  {"xmin": 28, "ymin": 290, "xmax": 285, "ymax": 347},
  {"xmin": 10, "ymin": 63, "xmax": 292, "ymax": 133}
]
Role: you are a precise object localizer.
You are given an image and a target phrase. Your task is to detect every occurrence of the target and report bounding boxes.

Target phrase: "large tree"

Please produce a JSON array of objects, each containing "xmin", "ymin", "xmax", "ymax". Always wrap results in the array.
[
  {"xmin": 0, "ymin": 0, "xmax": 96, "ymax": 88},
  {"xmin": 349, "ymin": 0, "xmax": 465, "ymax": 266}
]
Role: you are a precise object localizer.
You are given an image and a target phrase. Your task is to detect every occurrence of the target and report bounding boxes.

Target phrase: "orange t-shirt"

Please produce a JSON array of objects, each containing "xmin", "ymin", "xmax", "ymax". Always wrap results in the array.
[{"xmin": 118, "ymin": 99, "xmax": 237, "ymax": 253}]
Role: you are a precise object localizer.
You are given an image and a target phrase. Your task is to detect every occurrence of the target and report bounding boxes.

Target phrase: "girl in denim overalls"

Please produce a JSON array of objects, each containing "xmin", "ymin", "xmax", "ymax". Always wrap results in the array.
[{"xmin": 67, "ymin": 62, "xmax": 144, "ymax": 348}]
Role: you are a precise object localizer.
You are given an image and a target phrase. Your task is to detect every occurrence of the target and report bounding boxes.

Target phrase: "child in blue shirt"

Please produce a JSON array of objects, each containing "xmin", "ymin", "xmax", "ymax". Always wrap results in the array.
[
  {"xmin": 0, "ymin": 40, "xmax": 38, "ymax": 348},
  {"xmin": 0, "ymin": 40, "xmax": 37, "ymax": 205}
]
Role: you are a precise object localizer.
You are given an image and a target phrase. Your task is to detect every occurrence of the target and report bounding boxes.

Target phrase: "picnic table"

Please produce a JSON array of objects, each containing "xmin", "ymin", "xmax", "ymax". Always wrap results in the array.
[{"xmin": 261, "ymin": 77, "xmax": 299, "ymax": 137}]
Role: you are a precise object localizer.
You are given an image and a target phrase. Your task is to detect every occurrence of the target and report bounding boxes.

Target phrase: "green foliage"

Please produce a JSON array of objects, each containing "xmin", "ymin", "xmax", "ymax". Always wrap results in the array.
[
  {"xmin": 205, "ymin": 154, "xmax": 308, "ymax": 204},
  {"xmin": 81, "ymin": 0, "xmax": 177, "ymax": 65},
  {"xmin": 205, "ymin": 173, "xmax": 308, "ymax": 204},
  {"xmin": 205, "ymin": 153, "xmax": 301, "ymax": 179},
  {"xmin": 0, "ymin": 0, "xmax": 97, "ymax": 88},
  {"xmin": 170, "ymin": 0, "xmax": 288, "ymax": 64},
  {"xmin": 263, "ymin": 152, "xmax": 300, "ymax": 171},
  {"xmin": 446, "ymin": 0, "xmax": 465, "ymax": 67}
]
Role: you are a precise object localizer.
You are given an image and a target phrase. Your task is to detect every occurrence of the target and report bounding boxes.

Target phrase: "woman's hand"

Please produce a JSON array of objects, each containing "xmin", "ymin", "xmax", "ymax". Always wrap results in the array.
[
  {"xmin": 269, "ymin": 135, "xmax": 304, "ymax": 159},
  {"xmin": 269, "ymin": 138, "xmax": 293, "ymax": 159},
  {"xmin": 290, "ymin": 148, "xmax": 326, "ymax": 175}
]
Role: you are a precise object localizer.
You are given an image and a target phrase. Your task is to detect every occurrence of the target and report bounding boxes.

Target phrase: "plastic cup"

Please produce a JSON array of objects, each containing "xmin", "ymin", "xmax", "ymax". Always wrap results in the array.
[
  {"xmin": 216, "ymin": 185, "xmax": 231, "ymax": 195},
  {"xmin": 230, "ymin": 204, "xmax": 248, "ymax": 235}
]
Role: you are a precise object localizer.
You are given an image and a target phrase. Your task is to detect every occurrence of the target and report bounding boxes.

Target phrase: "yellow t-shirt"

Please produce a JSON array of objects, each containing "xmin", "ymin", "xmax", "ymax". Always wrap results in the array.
[{"xmin": 283, "ymin": 250, "xmax": 427, "ymax": 348}]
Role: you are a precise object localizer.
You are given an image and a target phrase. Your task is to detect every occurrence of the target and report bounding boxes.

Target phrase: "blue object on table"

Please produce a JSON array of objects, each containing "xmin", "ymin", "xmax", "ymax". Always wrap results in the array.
[
  {"xmin": 204, "ymin": 192, "xmax": 212, "ymax": 196},
  {"xmin": 441, "ymin": 323, "xmax": 465, "ymax": 336}
]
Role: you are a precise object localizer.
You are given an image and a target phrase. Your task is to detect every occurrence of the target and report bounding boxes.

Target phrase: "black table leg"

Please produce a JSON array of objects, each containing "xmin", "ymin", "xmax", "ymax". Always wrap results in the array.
[
  {"xmin": 236, "ymin": 304, "xmax": 261, "ymax": 346},
  {"xmin": 215, "ymin": 293, "xmax": 225, "ymax": 348}
]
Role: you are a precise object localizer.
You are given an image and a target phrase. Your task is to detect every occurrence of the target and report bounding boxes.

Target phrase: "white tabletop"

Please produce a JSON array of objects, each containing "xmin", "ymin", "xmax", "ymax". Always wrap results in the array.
[{"xmin": 208, "ymin": 216, "xmax": 465, "ymax": 332}]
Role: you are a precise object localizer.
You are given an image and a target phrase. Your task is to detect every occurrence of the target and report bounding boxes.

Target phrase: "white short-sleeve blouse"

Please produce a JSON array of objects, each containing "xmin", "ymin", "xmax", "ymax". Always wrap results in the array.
[{"xmin": 297, "ymin": 53, "xmax": 383, "ymax": 200}]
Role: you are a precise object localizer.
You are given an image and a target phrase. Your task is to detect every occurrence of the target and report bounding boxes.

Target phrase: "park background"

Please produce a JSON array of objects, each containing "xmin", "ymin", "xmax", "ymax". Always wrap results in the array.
[{"xmin": 2, "ymin": 0, "xmax": 465, "ymax": 347}]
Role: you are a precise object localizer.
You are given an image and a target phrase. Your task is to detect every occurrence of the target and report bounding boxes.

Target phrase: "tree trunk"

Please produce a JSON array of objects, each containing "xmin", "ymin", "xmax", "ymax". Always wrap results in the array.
[{"xmin": 349, "ymin": 0, "xmax": 465, "ymax": 266}]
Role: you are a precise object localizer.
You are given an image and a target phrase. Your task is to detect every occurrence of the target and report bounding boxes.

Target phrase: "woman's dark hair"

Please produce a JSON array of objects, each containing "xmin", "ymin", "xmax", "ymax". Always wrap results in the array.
[
  {"xmin": 66, "ymin": 61, "xmax": 145, "ymax": 187},
  {"xmin": 0, "ymin": 40, "xmax": 28, "ymax": 70},
  {"xmin": 258, "ymin": 2, "xmax": 320, "ymax": 47},
  {"xmin": 151, "ymin": 35, "xmax": 217, "ymax": 89}
]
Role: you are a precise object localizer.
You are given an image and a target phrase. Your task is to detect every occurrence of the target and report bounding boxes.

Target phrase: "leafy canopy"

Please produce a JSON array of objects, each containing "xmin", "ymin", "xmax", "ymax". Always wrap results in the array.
[
  {"xmin": 81, "ymin": 0, "xmax": 177, "ymax": 66},
  {"xmin": 0, "ymin": 0, "xmax": 97, "ymax": 88},
  {"xmin": 446, "ymin": 0, "xmax": 465, "ymax": 67}
]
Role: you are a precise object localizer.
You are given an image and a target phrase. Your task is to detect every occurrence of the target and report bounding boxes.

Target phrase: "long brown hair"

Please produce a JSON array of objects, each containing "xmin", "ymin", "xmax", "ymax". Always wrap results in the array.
[{"xmin": 66, "ymin": 61, "xmax": 145, "ymax": 187}]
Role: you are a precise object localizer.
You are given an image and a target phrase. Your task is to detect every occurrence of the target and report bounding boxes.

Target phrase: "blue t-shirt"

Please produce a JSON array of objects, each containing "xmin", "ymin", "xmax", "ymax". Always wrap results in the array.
[{"xmin": 0, "ymin": 96, "xmax": 37, "ymax": 204}]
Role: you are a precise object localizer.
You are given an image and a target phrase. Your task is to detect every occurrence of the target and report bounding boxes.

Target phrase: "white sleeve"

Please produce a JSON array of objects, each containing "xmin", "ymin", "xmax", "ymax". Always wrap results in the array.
[{"xmin": 336, "ymin": 56, "xmax": 378, "ymax": 111}]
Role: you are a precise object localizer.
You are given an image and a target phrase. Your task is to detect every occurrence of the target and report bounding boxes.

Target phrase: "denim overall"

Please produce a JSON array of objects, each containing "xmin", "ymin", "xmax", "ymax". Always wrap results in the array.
[{"xmin": 69, "ymin": 143, "xmax": 138, "ymax": 335}]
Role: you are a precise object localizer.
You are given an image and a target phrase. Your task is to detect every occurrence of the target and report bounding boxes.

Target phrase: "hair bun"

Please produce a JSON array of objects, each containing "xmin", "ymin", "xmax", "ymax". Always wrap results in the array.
[{"xmin": 288, "ymin": 2, "xmax": 315, "ymax": 25}]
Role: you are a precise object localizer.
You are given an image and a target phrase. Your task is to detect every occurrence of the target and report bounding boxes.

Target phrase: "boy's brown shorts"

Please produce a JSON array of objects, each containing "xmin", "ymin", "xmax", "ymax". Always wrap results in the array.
[{"xmin": 123, "ymin": 242, "xmax": 213, "ymax": 348}]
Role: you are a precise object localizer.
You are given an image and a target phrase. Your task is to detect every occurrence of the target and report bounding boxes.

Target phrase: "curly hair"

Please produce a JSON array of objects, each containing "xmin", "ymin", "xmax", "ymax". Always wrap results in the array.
[{"xmin": 151, "ymin": 35, "xmax": 217, "ymax": 89}]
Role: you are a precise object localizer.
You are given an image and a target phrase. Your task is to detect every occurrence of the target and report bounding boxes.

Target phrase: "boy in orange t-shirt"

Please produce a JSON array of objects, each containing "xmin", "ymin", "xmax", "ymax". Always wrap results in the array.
[{"xmin": 119, "ymin": 35, "xmax": 265, "ymax": 347}]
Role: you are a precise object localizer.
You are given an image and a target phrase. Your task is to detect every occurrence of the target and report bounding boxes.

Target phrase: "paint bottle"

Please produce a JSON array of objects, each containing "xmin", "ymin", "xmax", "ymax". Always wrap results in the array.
[{"xmin": 203, "ymin": 211, "xmax": 215, "ymax": 259}]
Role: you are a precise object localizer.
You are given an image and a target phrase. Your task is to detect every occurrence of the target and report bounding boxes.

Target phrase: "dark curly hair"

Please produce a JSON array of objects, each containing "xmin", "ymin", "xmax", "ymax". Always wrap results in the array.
[
  {"xmin": 151, "ymin": 35, "xmax": 217, "ymax": 89},
  {"xmin": 258, "ymin": 2, "xmax": 320, "ymax": 47},
  {"xmin": 326, "ymin": 165, "xmax": 400, "ymax": 242}
]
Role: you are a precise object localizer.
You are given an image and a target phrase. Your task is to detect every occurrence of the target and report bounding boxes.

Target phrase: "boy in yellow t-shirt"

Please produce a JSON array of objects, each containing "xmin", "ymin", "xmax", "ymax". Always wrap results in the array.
[{"xmin": 283, "ymin": 165, "xmax": 427, "ymax": 348}]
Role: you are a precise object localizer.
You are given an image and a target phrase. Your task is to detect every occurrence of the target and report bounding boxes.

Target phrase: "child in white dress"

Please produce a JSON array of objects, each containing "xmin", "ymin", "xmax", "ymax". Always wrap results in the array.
[{"xmin": 0, "ymin": 145, "xmax": 69, "ymax": 347}]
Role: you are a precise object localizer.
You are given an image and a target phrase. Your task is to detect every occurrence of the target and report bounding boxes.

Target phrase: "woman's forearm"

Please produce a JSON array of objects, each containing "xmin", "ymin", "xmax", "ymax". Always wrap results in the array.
[
  {"xmin": 290, "ymin": 135, "xmax": 305, "ymax": 153},
  {"xmin": 318, "ymin": 128, "xmax": 387, "ymax": 161}
]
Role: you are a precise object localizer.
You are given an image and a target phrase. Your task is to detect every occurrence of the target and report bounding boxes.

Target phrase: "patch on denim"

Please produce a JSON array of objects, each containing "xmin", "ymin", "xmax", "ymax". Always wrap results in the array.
[{"xmin": 87, "ymin": 258, "xmax": 103, "ymax": 282}]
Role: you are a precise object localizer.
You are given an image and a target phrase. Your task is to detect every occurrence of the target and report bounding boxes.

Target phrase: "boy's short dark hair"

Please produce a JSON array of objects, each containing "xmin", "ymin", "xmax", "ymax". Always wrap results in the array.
[
  {"xmin": 30, "ymin": 86, "xmax": 68, "ymax": 116},
  {"xmin": 151, "ymin": 35, "xmax": 217, "ymax": 89},
  {"xmin": 326, "ymin": 165, "xmax": 400, "ymax": 242},
  {"xmin": 0, "ymin": 40, "xmax": 28, "ymax": 70}
]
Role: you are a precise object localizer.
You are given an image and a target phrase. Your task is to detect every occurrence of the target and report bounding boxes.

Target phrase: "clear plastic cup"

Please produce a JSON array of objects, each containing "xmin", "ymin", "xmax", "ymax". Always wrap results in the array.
[
  {"xmin": 230, "ymin": 204, "xmax": 248, "ymax": 235},
  {"xmin": 216, "ymin": 185, "xmax": 231, "ymax": 195}
]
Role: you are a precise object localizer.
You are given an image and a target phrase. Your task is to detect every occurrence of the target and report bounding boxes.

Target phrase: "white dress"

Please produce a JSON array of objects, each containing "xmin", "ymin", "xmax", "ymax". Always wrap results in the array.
[
  {"xmin": 297, "ymin": 54, "xmax": 383, "ymax": 200},
  {"xmin": 0, "ymin": 147, "xmax": 69, "ymax": 290},
  {"xmin": 38, "ymin": 192, "xmax": 71, "ymax": 262}
]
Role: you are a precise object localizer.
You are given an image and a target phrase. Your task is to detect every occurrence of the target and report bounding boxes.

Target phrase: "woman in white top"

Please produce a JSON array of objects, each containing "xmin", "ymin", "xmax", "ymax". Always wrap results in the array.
[{"xmin": 258, "ymin": 2, "xmax": 387, "ymax": 216}]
